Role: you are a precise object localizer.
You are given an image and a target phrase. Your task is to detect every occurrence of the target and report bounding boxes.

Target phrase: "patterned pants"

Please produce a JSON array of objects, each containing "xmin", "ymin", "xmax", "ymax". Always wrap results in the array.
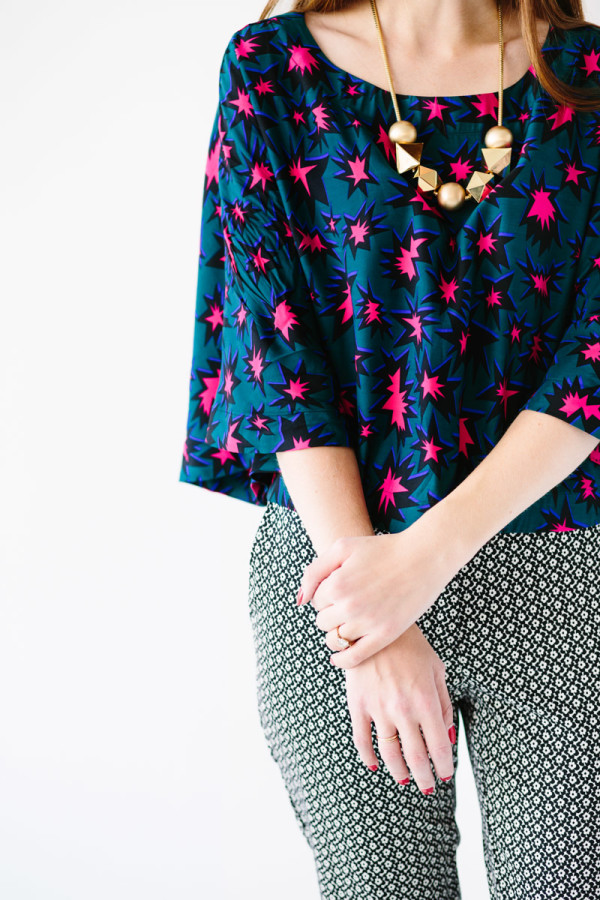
[{"xmin": 247, "ymin": 501, "xmax": 600, "ymax": 900}]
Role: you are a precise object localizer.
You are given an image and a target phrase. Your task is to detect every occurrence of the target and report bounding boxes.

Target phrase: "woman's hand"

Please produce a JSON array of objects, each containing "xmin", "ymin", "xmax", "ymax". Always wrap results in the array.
[
  {"xmin": 346, "ymin": 623, "xmax": 457, "ymax": 794},
  {"xmin": 297, "ymin": 512, "xmax": 465, "ymax": 669}
]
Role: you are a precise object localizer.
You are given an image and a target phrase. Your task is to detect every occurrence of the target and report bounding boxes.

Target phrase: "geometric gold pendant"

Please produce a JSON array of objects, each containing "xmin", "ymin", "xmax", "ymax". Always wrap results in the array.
[
  {"xmin": 482, "ymin": 146, "xmax": 512, "ymax": 174},
  {"xmin": 466, "ymin": 170, "xmax": 495, "ymax": 203},
  {"xmin": 395, "ymin": 142, "xmax": 424, "ymax": 174},
  {"xmin": 391, "ymin": 129, "xmax": 511, "ymax": 203},
  {"xmin": 417, "ymin": 165, "xmax": 440, "ymax": 192}
]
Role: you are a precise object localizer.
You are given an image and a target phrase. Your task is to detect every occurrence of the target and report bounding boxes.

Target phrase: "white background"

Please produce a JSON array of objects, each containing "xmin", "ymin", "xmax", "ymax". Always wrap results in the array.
[{"xmin": 2, "ymin": 1, "xmax": 598, "ymax": 897}]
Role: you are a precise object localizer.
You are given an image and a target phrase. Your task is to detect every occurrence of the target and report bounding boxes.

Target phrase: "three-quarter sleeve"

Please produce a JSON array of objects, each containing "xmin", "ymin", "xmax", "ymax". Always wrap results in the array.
[
  {"xmin": 516, "ymin": 213, "xmax": 600, "ymax": 443},
  {"xmin": 179, "ymin": 35, "xmax": 354, "ymax": 505}
]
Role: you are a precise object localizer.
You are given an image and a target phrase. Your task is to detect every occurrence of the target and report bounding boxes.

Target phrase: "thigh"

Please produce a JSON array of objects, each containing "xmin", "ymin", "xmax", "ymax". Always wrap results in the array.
[
  {"xmin": 248, "ymin": 502, "xmax": 463, "ymax": 900},
  {"xmin": 444, "ymin": 522, "xmax": 600, "ymax": 899}
]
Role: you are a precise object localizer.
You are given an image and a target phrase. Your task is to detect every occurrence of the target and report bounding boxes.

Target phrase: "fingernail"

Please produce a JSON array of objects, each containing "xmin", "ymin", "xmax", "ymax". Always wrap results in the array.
[
  {"xmin": 368, "ymin": 765, "xmax": 378, "ymax": 771},
  {"xmin": 448, "ymin": 725, "xmax": 456, "ymax": 744},
  {"xmin": 441, "ymin": 775, "xmax": 453, "ymax": 782},
  {"xmin": 296, "ymin": 588, "xmax": 304, "ymax": 605},
  {"xmin": 397, "ymin": 777, "xmax": 410, "ymax": 785},
  {"xmin": 422, "ymin": 787, "xmax": 435, "ymax": 795}
]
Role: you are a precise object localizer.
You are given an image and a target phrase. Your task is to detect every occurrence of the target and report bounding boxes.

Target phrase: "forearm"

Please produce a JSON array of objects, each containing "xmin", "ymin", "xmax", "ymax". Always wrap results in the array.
[
  {"xmin": 275, "ymin": 446, "xmax": 374, "ymax": 555},
  {"xmin": 424, "ymin": 410, "xmax": 600, "ymax": 571}
]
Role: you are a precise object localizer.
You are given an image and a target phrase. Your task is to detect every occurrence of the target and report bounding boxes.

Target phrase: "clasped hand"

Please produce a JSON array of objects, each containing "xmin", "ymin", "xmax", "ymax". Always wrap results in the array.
[{"xmin": 296, "ymin": 521, "xmax": 463, "ymax": 668}]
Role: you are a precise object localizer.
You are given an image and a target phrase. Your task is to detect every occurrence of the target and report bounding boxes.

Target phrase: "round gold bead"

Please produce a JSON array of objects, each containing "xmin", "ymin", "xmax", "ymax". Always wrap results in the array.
[
  {"xmin": 388, "ymin": 119, "xmax": 418, "ymax": 144},
  {"xmin": 484, "ymin": 125, "xmax": 513, "ymax": 149},
  {"xmin": 437, "ymin": 181, "xmax": 467, "ymax": 210}
]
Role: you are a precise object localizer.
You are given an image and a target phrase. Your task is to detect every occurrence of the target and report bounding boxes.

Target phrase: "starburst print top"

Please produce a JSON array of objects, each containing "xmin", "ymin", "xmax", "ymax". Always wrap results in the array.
[{"xmin": 179, "ymin": 10, "xmax": 600, "ymax": 534}]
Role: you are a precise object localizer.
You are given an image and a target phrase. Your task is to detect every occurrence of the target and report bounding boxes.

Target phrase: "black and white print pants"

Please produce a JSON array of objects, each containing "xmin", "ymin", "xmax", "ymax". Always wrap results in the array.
[{"xmin": 247, "ymin": 501, "xmax": 600, "ymax": 900}]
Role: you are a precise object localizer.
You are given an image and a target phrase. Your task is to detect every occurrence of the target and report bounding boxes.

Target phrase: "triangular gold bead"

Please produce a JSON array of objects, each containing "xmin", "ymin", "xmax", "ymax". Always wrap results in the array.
[
  {"xmin": 416, "ymin": 165, "xmax": 440, "ymax": 192},
  {"xmin": 466, "ymin": 170, "xmax": 494, "ymax": 202},
  {"xmin": 482, "ymin": 146, "xmax": 512, "ymax": 174},
  {"xmin": 395, "ymin": 142, "xmax": 423, "ymax": 174}
]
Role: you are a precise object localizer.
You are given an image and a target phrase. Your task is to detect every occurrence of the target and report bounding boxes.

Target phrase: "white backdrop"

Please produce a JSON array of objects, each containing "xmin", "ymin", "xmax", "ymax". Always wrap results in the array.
[{"xmin": 2, "ymin": 1, "xmax": 598, "ymax": 897}]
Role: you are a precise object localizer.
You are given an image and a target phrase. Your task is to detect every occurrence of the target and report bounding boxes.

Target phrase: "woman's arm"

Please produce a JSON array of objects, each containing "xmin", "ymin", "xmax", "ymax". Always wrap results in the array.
[
  {"xmin": 295, "ymin": 408, "xmax": 599, "ymax": 669},
  {"xmin": 275, "ymin": 446, "xmax": 375, "ymax": 556},
  {"xmin": 426, "ymin": 409, "xmax": 600, "ymax": 573},
  {"xmin": 279, "ymin": 408, "xmax": 599, "ymax": 575}
]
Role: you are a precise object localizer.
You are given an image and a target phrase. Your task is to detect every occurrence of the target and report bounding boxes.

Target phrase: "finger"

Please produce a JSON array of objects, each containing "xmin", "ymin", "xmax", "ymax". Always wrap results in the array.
[
  {"xmin": 312, "ymin": 567, "xmax": 346, "ymax": 612},
  {"xmin": 316, "ymin": 601, "xmax": 360, "ymax": 636},
  {"xmin": 373, "ymin": 717, "xmax": 410, "ymax": 786},
  {"xmin": 325, "ymin": 625, "xmax": 363, "ymax": 653},
  {"xmin": 296, "ymin": 538, "xmax": 350, "ymax": 606},
  {"xmin": 433, "ymin": 662, "xmax": 457, "ymax": 749},
  {"xmin": 394, "ymin": 715, "xmax": 437, "ymax": 794},
  {"xmin": 417, "ymin": 689, "xmax": 455, "ymax": 784},
  {"xmin": 328, "ymin": 628, "xmax": 392, "ymax": 669},
  {"xmin": 350, "ymin": 708, "xmax": 379, "ymax": 772}
]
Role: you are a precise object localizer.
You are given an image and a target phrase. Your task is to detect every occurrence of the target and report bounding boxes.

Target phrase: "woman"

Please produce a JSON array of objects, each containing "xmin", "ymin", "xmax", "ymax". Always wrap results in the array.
[{"xmin": 179, "ymin": 1, "xmax": 600, "ymax": 896}]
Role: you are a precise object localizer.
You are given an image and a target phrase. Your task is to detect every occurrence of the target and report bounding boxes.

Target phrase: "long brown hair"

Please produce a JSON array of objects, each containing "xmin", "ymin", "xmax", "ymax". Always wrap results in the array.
[{"xmin": 257, "ymin": 0, "xmax": 600, "ymax": 111}]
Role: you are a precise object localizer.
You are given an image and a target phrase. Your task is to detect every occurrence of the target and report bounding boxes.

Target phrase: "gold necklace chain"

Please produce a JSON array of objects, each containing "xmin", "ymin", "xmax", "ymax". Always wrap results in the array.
[{"xmin": 370, "ymin": 0, "xmax": 513, "ymax": 210}]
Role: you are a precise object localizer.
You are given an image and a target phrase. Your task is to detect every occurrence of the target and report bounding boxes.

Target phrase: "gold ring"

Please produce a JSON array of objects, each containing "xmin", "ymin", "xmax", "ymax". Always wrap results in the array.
[
  {"xmin": 335, "ymin": 624, "xmax": 355, "ymax": 649},
  {"xmin": 377, "ymin": 732, "xmax": 400, "ymax": 743}
]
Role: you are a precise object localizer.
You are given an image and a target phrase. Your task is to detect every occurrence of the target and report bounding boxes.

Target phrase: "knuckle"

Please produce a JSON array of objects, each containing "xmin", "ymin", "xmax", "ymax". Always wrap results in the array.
[
  {"xmin": 333, "ymin": 570, "xmax": 351, "ymax": 599},
  {"xmin": 380, "ymin": 744, "xmax": 404, "ymax": 765},
  {"xmin": 412, "ymin": 684, "xmax": 440, "ymax": 711},
  {"xmin": 412, "ymin": 689, "xmax": 437, "ymax": 713},
  {"xmin": 406, "ymin": 749, "xmax": 430, "ymax": 768},
  {"xmin": 428, "ymin": 742, "xmax": 453, "ymax": 756},
  {"xmin": 388, "ymin": 702, "xmax": 410, "ymax": 722},
  {"xmin": 342, "ymin": 590, "xmax": 357, "ymax": 612},
  {"xmin": 334, "ymin": 536, "xmax": 350, "ymax": 553},
  {"xmin": 388, "ymin": 692, "xmax": 410, "ymax": 715}
]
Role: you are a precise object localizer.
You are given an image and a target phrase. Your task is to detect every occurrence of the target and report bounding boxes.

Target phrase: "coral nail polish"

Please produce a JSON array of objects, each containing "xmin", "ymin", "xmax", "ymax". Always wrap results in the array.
[
  {"xmin": 441, "ymin": 775, "xmax": 453, "ymax": 782},
  {"xmin": 368, "ymin": 765, "xmax": 378, "ymax": 771},
  {"xmin": 422, "ymin": 787, "xmax": 435, "ymax": 795},
  {"xmin": 448, "ymin": 725, "xmax": 456, "ymax": 744},
  {"xmin": 397, "ymin": 777, "xmax": 410, "ymax": 785}
]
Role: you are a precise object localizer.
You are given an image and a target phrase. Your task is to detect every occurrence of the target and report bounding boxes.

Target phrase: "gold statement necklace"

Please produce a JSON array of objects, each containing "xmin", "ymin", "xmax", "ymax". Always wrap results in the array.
[{"xmin": 370, "ymin": 0, "xmax": 513, "ymax": 210}]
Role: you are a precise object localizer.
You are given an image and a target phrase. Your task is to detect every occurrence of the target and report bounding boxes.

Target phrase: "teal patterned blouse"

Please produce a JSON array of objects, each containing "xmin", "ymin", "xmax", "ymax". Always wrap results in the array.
[{"xmin": 179, "ymin": 10, "xmax": 600, "ymax": 534}]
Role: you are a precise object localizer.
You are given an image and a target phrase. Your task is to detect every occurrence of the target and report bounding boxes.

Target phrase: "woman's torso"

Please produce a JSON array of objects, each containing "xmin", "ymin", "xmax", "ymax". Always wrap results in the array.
[{"xmin": 245, "ymin": 12, "xmax": 600, "ymax": 533}]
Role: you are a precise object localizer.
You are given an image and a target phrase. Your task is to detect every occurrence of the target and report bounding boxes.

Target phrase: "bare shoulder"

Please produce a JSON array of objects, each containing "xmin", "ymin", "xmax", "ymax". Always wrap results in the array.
[{"xmin": 303, "ymin": 0, "xmax": 378, "ymax": 68}]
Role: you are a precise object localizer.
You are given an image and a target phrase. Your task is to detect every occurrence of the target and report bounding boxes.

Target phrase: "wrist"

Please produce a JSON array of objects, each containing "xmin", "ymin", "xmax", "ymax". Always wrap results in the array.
[{"xmin": 412, "ymin": 487, "xmax": 490, "ymax": 575}]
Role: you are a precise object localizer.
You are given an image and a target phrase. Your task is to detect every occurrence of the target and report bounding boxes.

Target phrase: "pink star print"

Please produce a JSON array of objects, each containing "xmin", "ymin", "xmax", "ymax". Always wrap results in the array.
[
  {"xmin": 273, "ymin": 299, "xmax": 300, "ymax": 341},
  {"xmin": 382, "ymin": 368, "xmax": 410, "ymax": 430},
  {"xmin": 378, "ymin": 467, "xmax": 409, "ymax": 513},
  {"xmin": 396, "ymin": 236, "xmax": 427, "ymax": 280},
  {"xmin": 288, "ymin": 43, "xmax": 320, "ymax": 76},
  {"xmin": 527, "ymin": 189, "xmax": 556, "ymax": 229},
  {"xmin": 422, "ymin": 435, "xmax": 443, "ymax": 463}
]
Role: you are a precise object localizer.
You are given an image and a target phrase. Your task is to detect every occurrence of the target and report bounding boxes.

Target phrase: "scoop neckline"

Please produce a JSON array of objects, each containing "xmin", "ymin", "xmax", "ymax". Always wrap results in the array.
[{"xmin": 293, "ymin": 10, "xmax": 555, "ymax": 102}]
